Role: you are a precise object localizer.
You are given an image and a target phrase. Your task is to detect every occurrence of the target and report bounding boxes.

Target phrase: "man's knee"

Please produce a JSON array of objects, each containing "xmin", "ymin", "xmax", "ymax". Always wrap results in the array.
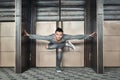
[{"xmin": 57, "ymin": 48, "xmax": 62, "ymax": 52}]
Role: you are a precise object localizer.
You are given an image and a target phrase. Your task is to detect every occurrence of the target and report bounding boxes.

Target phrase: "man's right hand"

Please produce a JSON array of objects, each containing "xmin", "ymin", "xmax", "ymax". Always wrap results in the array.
[
  {"xmin": 89, "ymin": 32, "xmax": 96, "ymax": 37},
  {"xmin": 24, "ymin": 30, "xmax": 29, "ymax": 36}
]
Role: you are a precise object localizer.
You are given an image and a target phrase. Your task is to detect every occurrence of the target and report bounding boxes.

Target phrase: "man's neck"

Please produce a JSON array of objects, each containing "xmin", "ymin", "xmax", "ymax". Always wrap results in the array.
[{"xmin": 54, "ymin": 37, "xmax": 61, "ymax": 42}]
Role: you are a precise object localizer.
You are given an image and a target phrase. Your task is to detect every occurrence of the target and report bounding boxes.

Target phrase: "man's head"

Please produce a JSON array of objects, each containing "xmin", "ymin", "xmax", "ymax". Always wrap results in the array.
[{"xmin": 55, "ymin": 28, "xmax": 63, "ymax": 41}]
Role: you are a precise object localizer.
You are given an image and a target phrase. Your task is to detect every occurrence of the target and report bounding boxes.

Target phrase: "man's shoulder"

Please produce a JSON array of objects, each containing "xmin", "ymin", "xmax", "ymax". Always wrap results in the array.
[
  {"xmin": 49, "ymin": 34, "xmax": 55, "ymax": 37},
  {"xmin": 63, "ymin": 34, "xmax": 68, "ymax": 36},
  {"xmin": 50, "ymin": 33, "xmax": 54, "ymax": 36}
]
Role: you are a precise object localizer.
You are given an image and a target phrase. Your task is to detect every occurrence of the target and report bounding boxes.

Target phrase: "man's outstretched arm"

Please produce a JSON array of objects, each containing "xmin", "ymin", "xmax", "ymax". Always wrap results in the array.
[
  {"xmin": 24, "ymin": 30, "xmax": 52, "ymax": 41},
  {"xmin": 64, "ymin": 32, "xmax": 96, "ymax": 40}
]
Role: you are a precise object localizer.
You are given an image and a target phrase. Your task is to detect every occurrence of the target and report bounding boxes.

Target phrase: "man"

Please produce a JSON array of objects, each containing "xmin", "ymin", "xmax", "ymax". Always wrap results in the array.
[{"xmin": 24, "ymin": 28, "xmax": 96, "ymax": 72}]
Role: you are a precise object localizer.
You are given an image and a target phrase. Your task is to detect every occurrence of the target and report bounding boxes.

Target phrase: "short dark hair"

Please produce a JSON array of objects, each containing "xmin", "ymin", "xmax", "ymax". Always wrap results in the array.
[{"xmin": 55, "ymin": 28, "xmax": 63, "ymax": 33}]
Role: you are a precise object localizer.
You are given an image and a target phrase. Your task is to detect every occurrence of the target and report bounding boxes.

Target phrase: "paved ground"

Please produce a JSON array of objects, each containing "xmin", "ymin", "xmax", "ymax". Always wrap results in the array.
[{"xmin": 0, "ymin": 67, "xmax": 120, "ymax": 80}]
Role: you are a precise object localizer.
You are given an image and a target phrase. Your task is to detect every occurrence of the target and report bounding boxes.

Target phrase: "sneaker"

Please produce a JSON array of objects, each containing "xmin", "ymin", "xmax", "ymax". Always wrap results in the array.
[
  {"xmin": 66, "ymin": 41, "xmax": 76, "ymax": 50},
  {"xmin": 56, "ymin": 66, "xmax": 62, "ymax": 73}
]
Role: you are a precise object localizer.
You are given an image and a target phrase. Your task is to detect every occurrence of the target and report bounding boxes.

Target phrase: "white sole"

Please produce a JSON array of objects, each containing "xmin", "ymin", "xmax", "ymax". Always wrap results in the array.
[{"xmin": 56, "ymin": 70, "xmax": 62, "ymax": 73}]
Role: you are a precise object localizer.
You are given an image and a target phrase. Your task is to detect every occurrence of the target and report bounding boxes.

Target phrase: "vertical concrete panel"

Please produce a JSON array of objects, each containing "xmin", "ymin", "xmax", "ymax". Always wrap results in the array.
[
  {"xmin": 63, "ymin": 21, "xmax": 84, "ymax": 67},
  {"xmin": 103, "ymin": 21, "xmax": 120, "ymax": 67},
  {"xmin": 36, "ymin": 22, "xmax": 56, "ymax": 67},
  {"xmin": 0, "ymin": 22, "xmax": 15, "ymax": 67}
]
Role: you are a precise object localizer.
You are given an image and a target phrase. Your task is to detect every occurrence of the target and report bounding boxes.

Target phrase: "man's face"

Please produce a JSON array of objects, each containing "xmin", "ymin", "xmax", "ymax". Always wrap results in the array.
[{"xmin": 55, "ymin": 31, "xmax": 63, "ymax": 41}]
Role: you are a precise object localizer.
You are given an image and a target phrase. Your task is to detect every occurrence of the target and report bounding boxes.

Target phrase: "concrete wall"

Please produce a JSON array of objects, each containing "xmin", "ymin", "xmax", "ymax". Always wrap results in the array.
[
  {"xmin": 36, "ymin": 22, "xmax": 56, "ymax": 67},
  {"xmin": 0, "ymin": 21, "xmax": 120, "ymax": 67},
  {"xmin": 62, "ymin": 21, "xmax": 84, "ymax": 67},
  {"xmin": 103, "ymin": 21, "xmax": 120, "ymax": 67},
  {"xmin": 0, "ymin": 22, "xmax": 15, "ymax": 67}
]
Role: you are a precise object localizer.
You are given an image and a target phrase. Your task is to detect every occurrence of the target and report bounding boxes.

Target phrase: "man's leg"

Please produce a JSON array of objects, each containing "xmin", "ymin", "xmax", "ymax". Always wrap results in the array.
[
  {"xmin": 47, "ymin": 43, "xmax": 65, "ymax": 72},
  {"xmin": 47, "ymin": 43, "xmax": 57, "ymax": 49},
  {"xmin": 66, "ymin": 40, "xmax": 76, "ymax": 50},
  {"xmin": 56, "ymin": 48, "xmax": 63, "ymax": 72},
  {"xmin": 47, "ymin": 43, "xmax": 65, "ymax": 49}
]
